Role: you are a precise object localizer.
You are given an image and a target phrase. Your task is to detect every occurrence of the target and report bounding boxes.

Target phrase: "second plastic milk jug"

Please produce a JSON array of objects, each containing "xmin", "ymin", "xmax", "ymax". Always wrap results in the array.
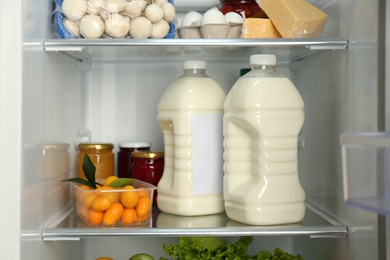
[
  {"xmin": 157, "ymin": 60, "xmax": 226, "ymax": 216},
  {"xmin": 223, "ymin": 54, "xmax": 306, "ymax": 225}
]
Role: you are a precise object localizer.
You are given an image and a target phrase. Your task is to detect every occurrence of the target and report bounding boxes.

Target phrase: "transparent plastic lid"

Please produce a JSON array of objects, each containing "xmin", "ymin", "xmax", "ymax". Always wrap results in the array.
[
  {"xmin": 250, "ymin": 54, "xmax": 277, "ymax": 66},
  {"xmin": 183, "ymin": 60, "xmax": 206, "ymax": 69}
]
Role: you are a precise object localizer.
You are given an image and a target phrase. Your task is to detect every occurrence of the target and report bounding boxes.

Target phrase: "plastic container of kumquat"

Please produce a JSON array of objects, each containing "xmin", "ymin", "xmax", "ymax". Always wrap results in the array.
[{"xmin": 72, "ymin": 178, "xmax": 156, "ymax": 227}]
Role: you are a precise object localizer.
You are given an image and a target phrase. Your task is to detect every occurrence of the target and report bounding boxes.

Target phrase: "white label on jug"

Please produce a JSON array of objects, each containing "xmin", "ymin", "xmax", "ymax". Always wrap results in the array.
[{"xmin": 191, "ymin": 114, "xmax": 223, "ymax": 195}]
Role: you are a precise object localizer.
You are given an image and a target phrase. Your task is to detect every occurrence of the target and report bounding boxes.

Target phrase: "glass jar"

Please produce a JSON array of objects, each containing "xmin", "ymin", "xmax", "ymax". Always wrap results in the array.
[
  {"xmin": 77, "ymin": 143, "xmax": 114, "ymax": 179},
  {"xmin": 43, "ymin": 143, "xmax": 70, "ymax": 180},
  {"xmin": 117, "ymin": 141, "xmax": 151, "ymax": 178},
  {"xmin": 218, "ymin": 0, "xmax": 267, "ymax": 19},
  {"xmin": 132, "ymin": 151, "xmax": 164, "ymax": 206}
]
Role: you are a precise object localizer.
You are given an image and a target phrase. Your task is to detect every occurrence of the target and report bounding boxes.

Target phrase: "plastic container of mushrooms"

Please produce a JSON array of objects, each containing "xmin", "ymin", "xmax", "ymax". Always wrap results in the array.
[{"xmin": 53, "ymin": 0, "xmax": 176, "ymax": 39}]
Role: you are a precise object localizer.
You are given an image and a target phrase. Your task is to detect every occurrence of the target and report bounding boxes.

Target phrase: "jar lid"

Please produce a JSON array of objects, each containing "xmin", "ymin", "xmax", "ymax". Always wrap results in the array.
[
  {"xmin": 43, "ymin": 143, "xmax": 70, "ymax": 150},
  {"xmin": 42, "ymin": 143, "xmax": 70, "ymax": 155},
  {"xmin": 132, "ymin": 151, "xmax": 164, "ymax": 158},
  {"xmin": 78, "ymin": 143, "xmax": 114, "ymax": 150},
  {"xmin": 118, "ymin": 141, "xmax": 152, "ymax": 148}
]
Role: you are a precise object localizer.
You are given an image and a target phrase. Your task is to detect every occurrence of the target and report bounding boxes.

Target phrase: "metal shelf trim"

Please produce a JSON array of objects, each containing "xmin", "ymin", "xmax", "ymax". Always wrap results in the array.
[{"xmin": 44, "ymin": 38, "xmax": 348, "ymax": 50}]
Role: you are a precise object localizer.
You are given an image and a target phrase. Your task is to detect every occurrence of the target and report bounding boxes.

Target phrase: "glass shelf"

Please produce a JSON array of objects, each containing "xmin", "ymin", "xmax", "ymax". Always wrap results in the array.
[
  {"xmin": 42, "ymin": 202, "xmax": 347, "ymax": 241},
  {"xmin": 43, "ymin": 38, "xmax": 348, "ymax": 65}
]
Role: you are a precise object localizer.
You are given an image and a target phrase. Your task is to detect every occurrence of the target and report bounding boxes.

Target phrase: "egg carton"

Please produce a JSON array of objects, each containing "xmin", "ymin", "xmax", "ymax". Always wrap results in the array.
[
  {"xmin": 178, "ymin": 23, "xmax": 242, "ymax": 39},
  {"xmin": 53, "ymin": 0, "xmax": 176, "ymax": 39},
  {"xmin": 177, "ymin": 8, "xmax": 243, "ymax": 39}
]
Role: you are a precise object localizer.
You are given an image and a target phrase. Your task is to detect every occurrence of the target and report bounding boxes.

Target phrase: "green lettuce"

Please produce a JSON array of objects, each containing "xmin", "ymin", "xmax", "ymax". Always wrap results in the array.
[{"xmin": 160, "ymin": 236, "xmax": 303, "ymax": 260}]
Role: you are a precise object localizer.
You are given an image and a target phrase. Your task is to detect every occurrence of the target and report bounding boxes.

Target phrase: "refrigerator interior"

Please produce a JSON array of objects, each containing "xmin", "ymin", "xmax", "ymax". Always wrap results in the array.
[{"xmin": 0, "ymin": 0, "xmax": 385, "ymax": 259}]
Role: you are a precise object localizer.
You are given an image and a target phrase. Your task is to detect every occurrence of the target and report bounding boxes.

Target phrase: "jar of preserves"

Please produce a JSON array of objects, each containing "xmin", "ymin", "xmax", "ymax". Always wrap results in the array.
[
  {"xmin": 77, "ymin": 143, "xmax": 114, "ymax": 179},
  {"xmin": 117, "ymin": 141, "xmax": 151, "ymax": 178},
  {"xmin": 218, "ymin": 0, "xmax": 267, "ymax": 19},
  {"xmin": 132, "ymin": 151, "xmax": 164, "ymax": 206}
]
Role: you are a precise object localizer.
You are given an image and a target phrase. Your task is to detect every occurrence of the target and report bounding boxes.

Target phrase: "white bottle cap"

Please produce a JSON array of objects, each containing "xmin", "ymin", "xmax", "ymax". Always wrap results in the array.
[
  {"xmin": 118, "ymin": 141, "xmax": 152, "ymax": 148},
  {"xmin": 183, "ymin": 60, "xmax": 206, "ymax": 69},
  {"xmin": 250, "ymin": 54, "xmax": 277, "ymax": 66}
]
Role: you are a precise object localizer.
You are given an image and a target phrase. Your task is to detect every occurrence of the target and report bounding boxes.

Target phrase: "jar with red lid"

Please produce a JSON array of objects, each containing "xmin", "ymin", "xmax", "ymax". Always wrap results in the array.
[
  {"xmin": 117, "ymin": 141, "xmax": 151, "ymax": 178},
  {"xmin": 77, "ymin": 143, "xmax": 114, "ymax": 179},
  {"xmin": 218, "ymin": 0, "xmax": 267, "ymax": 19},
  {"xmin": 131, "ymin": 151, "xmax": 164, "ymax": 206}
]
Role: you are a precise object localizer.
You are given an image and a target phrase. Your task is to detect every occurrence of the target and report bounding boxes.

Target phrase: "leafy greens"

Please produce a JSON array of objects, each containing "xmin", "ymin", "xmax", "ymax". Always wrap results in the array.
[{"xmin": 160, "ymin": 236, "xmax": 304, "ymax": 260}]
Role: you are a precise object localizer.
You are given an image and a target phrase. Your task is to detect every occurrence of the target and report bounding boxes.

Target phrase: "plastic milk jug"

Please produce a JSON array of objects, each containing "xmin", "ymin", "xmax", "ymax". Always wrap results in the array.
[
  {"xmin": 157, "ymin": 60, "xmax": 226, "ymax": 216},
  {"xmin": 223, "ymin": 54, "xmax": 306, "ymax": 225}
]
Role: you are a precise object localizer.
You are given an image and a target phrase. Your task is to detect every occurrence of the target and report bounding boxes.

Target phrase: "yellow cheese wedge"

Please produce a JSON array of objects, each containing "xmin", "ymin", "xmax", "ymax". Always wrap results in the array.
[
  {"xmin": 242, "ymin": 18, "xmax": 282, "ymax": 38},
  {"xmin": 257, "ymin": 0, "xmax": 328, "ymax": 38}
]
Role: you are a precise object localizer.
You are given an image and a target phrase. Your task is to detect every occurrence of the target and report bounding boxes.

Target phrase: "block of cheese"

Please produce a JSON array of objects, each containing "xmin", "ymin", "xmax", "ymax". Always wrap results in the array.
[
  {"xmin": 242, "ymin": 18, "xmax": 282, "ymax": 38},
  {"xmin": 257, "ymin": 0, "xmax": 328, "ymax": 38}
]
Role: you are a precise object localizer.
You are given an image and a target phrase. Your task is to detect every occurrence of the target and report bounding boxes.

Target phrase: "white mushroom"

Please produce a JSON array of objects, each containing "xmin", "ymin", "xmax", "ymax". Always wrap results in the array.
[
  {"xmin": 129, "ymin": 16, "xmax": 152, "ymax": 38},
  {"xmin": 79, "ymin": 14, "xmax": 105, "ymax": 38},
  {"xmin": 62, "ymin": 0, "xmax": 87, "ymax": 21},
  {"xmin": 151, "ymin": 19, "xmax": 170, "ymax": 38},
  {"xmin": 161, "ymin": 2, "xmax": 175, "ymax": 22},
  {"xmin": 87, "ymin": 0, "xmax": 105, "ymax": 14},
  {"xmin": 105, "ymin": 0, "xmax": 126, "ymax": 13},
  {"xmin": 144, "ymin": 3, "xmax": 163, "ymax": 23},
  {"xmin": 105, "ymin": 13, "xmax": 130, "ymax": 38},
  {"xmin": 121, "ymin": 2, "xmax": 142, "ymax": 19},
  {"xmin": 127, "ymin": 0, "xmax": 148, "ymax": 12},
  {"xmin": 63, "ymin": 19, "xmax": 81, "ymax": 37},
  {"xmin": 153, "ymin": 0, "xmax": 167, "ymax": 6},
  {"xmin": 98, "ymin": 8, "xmax": 110, "ymax": 20}
]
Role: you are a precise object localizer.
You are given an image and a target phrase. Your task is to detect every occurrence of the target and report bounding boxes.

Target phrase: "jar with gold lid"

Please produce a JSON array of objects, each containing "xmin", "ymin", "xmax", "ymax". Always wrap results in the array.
[
  {"xmin": 132, "ymin": 151, "xmax": 164, "ymax": 206},
  {"xmin": 77, "ymin": 143, "xmax": 114, "ymax": 179},
  {"xmin": 218, "ymin": 0, "xmax": 266, "ymax": 19}
]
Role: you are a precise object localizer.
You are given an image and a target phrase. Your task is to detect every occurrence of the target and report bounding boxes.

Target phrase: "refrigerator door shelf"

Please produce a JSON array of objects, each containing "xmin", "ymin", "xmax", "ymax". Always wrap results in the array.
[{"xmin": 341, "ymin": 131, "xmax": 390, "ymax": 215}]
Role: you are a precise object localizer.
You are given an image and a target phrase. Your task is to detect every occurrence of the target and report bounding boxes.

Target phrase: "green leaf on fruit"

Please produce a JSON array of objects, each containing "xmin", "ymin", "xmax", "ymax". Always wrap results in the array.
[
  {"xmin": 62, "ymin": 154, "xmax": 100, "ymax": 188},
  {"xmin": 108, "ymin": 178, "xmax": 134, "ymax": 188},
  {"xmin": 82, "ymin": 154, "xmax": 96, "ymax": 187}
]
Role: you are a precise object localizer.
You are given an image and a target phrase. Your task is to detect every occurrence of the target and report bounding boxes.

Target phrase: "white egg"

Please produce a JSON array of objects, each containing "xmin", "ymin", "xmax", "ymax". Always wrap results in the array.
[
  {"xmin": 201, "ymin": 8, "xmax": 226, "ymax": 25},
  {"xmin": 225, "ymin": 12, "xmax": 244, "ymax": 24},
  {"xmin": 181, "ymin": 11, "xmax": 202, "ymax": 27}
]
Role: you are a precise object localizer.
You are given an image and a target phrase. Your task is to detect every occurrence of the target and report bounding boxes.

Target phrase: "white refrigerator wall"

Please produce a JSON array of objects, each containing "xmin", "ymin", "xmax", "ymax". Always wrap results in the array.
[
  {"xmin": 0, "ymin": 0, "xmax": 384, "ymax": 259},
  {"xmin": 386, "ymin": 0, "xmax": 390, "ymax": 257},
  {"xmin": 0, "ymin": 1, "xmax": 23, "ymax": 260}
]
